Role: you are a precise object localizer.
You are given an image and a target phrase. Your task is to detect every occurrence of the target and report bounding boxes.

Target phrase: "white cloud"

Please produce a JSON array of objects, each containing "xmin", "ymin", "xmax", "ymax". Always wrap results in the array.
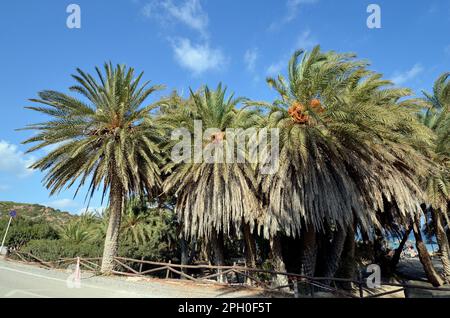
[
  {"xmin": 77, "ymin": 206, "xmax": 107, "ymax": 216},
  {"xmin": 391, "ymin": 64, "xmax": 424, "ymax": 85},
  {"xmin": 285, "ymin": 0, "xmax": 318, "ymax": 22},
  {"xmin": 445, "ymin": 45, "xmax": 450, "ymax": 56},
  {"xmin": 269, "ymin": 0, "xmax": 318, "ymax": 31},
  {"xmin": 0, "ymin": 140, "xmax": 35, "ymax": 178},
  {"xmin": 244, "ymin": 48, "xmax": 259, "ymax": 72},
  {"xmin": 171, "ymin": 38, "xmax": 226, "ymax": 75},
  {"xmin": 295, "ymin": 29, "xmax": 317, "ymax": 50},
  {"xmin": 266, "ymin": 59, "xmax": 285, "ymax": 76},
  {"xmin": 141, "ymin": 1, "xmax": 227, "ymax": 74},
  {"xmin": 0, "ymin": 185, "xmax": 10, "ymax": 192},
  {"xmin": 142, "ymin": 0, "xmax": 209, "ymax": 38},
  {"xmin": 266, "ymin": 29, "xmax": 318, "ymax": 76},
  {"xmin": 45, "ymin": 199, "xmax": 80, "ymax": 211}
]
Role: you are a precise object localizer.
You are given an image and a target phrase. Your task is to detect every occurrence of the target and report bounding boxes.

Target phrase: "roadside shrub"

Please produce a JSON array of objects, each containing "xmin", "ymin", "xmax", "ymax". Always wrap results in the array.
[
  {"xmin": 0, "ymin": 218, "xmax": 59, "ymax": 249},
  {"xmin": 21, "ymin": 239, "xmax": 103, "ymax": 261}
]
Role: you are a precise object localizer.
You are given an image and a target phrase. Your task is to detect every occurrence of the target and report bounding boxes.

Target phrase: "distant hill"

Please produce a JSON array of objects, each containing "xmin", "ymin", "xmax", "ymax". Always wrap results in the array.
[{"xmin": 0, "ymin": 201, "xmax": 74, "ymax": 224}]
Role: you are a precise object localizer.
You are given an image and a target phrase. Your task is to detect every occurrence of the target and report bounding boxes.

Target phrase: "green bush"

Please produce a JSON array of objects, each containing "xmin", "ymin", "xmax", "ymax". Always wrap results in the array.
[
  {"xmin": 21, "ymin": 239, "xmax": 103, "ymax": 262},
  {"xmin": 118, "ymin": 238, "xmax": 175, "ymax": 263},
  {"xmin": 0, "ymin": 218, "xmax": 59, "ymax": 249}
]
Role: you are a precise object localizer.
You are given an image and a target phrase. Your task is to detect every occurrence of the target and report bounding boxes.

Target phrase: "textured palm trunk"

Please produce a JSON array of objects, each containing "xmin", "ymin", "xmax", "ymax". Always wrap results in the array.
[
  {"xmin": 210, "ymin": 230, "xmax": 227, "ymax": 283},
  {"xmin": 432, "ymin": 208, "xmax": 450, "ymax": 282},
  {"xmin": 101, "ymin": 176, "xmax": 123, "ymax": 274},
  {"xmin": 300, "ymin": 225, "xmax": 317, "ymax": 277},
  {"xmin": 322, "ymin": 225, "xmax": 347, "ymax": 284},
  {"xmin": 243, "ymin": 223, "xmax": 257, "ymax": 267},
  {"xmin": 180, "ymin": 238, "xmax": 190, "ymax": 277},
  {"xmin": 337, "ymin": 225, "xmax": 356, "ymax": 290},
  {"xmin": 412, "ymin": 215, "xmax": 444, "ymax": 287},
  {"xmin": 243, "ymin": 223, "xmax": 257, "ymax": 285},
  {"xmin": 391, "ymin": 225, "xmax": 412, "ymax": 270},
  {"xmin": 270, "ymin": 234, "xmax": 289, "ymax": 289}
]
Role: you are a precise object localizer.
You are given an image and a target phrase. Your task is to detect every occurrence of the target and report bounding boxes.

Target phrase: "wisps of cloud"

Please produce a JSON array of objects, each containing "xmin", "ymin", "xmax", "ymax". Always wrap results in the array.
[
  {"xmin": 391, "ymin": 64, "xmax": 424, "ymax": 85},
  {"xmin": 142, "ymin": 0, "xmax": 209, "ymax": 38},
  {"xmin": 0, "ymin": 184, "xmax": 10, "ymax": 192},
  {"xmin": 445, "ymin": 44, "xmax": 450, "ymax": 56},
  {"xmin": 77, "ymin": 206, "xmax": 107, "ymax": 216},
  {"xmin": 0, "ymin": 140, "xmax": 35, "ymax": 178},
  {"xmin": 45, "ymin": 198, "xmax": 106, "ymax": 215},
  {"xmin": 266, "ymin": 29, "xmax": 317, "ymax": 76},
  {"xmin": 295, "ymin": 29, "xmax": 317, "ymax": 51},
  {"xmin": 142, "ymin": 0, "xmax": 227, "ymax": 75},
  {"xmin": 266, "ymin": 60, "xmax": 286, "ymax": 76},
  {"xmin": 171, "ymin": 37, "xmax": 226, "ymax": 75},
  {"xmin": 269, "ymin": 0, "xmax": 318, "ymax": 31},
  {"xmin": 244, "ymin": 48, "xmax": 259, "ymax": 72},
  {"xmin": 45, "ymin": 198, "xmax": 80, "ymax": 211}
]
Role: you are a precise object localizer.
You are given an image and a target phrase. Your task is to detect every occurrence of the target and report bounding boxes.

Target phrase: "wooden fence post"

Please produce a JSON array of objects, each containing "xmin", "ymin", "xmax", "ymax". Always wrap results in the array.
[
  {"xmin": 138, "ymin": 256, "xmax": 144, "ymax": 274},
  {"xmin": 166, "ymin": 260, "xmax": 171, "ymax": 279},
  {"xmin": 358, "ymin": 271, "xmax": 364, "ymax": 298},
  {"xmin": 293, "ymin": 278, "xmax": 299, "ymax": 298}
]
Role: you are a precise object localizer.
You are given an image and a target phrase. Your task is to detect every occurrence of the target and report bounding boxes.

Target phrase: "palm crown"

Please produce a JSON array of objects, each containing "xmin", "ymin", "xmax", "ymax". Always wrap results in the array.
[
  {"xmin": 257, "ymin": 46, "xmax": 431, "ymax": 238},
  {"xmin": 162, "ymin": 84, "xmax": 262, "ymax": 240},
  {"xmin": 21, "ymin": 63, "xmax": 164, "ymax": 272}
]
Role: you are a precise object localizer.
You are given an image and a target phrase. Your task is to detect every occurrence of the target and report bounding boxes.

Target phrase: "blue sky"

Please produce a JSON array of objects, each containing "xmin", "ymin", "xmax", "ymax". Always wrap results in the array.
[{"xmin": 0, "ymin": 0, "xmax": 449, "ymax": 214}]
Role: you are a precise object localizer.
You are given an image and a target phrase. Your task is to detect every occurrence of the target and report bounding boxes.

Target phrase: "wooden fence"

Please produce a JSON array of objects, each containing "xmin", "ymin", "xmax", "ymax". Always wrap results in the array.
[{"xmin": 6, "ymin": 251, "xmax": 450, "ymax": 298}]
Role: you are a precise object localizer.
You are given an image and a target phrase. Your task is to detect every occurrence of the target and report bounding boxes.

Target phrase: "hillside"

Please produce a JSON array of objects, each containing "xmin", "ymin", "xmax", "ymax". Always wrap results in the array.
[{"xmin": 0, "ymin": 201, "xmax": 74, "ymax": 224}]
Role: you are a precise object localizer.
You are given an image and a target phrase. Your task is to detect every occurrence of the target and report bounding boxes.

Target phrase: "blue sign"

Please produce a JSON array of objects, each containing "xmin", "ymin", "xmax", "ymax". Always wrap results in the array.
[{"xmin": 9, "ymin": 210, "xmax": 17, "ymax": 218}]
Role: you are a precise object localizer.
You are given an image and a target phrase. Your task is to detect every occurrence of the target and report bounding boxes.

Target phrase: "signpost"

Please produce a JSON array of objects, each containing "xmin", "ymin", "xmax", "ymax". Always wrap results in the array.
[{"xmin": 0, "ymin": 210, "xmax": 17, "ymax": 255}]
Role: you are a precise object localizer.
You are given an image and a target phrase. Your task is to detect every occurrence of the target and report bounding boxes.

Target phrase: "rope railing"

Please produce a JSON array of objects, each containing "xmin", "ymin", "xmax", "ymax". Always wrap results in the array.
[{"xmin": 6, "ymin": 251, "xmax": 450, "ymax": 298}]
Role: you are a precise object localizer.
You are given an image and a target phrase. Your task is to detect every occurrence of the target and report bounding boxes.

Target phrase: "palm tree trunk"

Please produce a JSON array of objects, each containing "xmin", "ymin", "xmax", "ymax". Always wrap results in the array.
[
  {"xmin": 412, "ymin": 215, "xmax": 444, "ymax": 287},
  {"xmin": 431, "ymin": 208, "xmax": 450, "ymax": 282},
  {"xmin": 300, "ymin": 225, "xmax": 317, "ymax": 277},
  {"xmin": 391, "ymin": 225, "xmax": 412, "ymax": 270},
  {"xmin": 101, "ymin": 176, "xmax": 123, "ymax": 274},
  {"xmin": 270, "ymin": 234, "xmax": 289, "ymax": 289},
  {"xmin": 337, "ymin": 225, "xmax": 356, "ymax": 290},
  {"xmin": 322, "ymin": 225, "xmax": 346, "ymax": 284},
  {"xmin": 180, "ymin": 238, "xmax": 190, "ymax": 278},
  {"xmin": 210, "ymin": 230, "xmax": 227, "ymax": 283},
  {"xmin": 243, "ymin": 223, "xmax": 257, "ymax": 267},
  {"xmin": 243, "ymin": 223, "xmax": 257, "ymax": 285}
]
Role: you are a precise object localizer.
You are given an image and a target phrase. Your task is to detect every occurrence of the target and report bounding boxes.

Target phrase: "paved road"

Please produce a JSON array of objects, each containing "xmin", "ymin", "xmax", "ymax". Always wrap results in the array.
[{"xmin": 0, "ymin": 259, "xmax": 269, "ymax": 298}]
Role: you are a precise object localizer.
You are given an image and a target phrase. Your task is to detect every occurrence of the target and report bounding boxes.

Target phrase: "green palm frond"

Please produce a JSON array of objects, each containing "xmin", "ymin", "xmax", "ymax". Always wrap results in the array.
[
  {"xmin": 256, "ymin": 45, "xmax": 431, "ymax": 238},
  {"xmin": 162, "ymin": 84, "xmax": 263, "ymax": 239},
  {"xmin": 21, "ymin": 63, "xmax": 165, "ymax": 203}
]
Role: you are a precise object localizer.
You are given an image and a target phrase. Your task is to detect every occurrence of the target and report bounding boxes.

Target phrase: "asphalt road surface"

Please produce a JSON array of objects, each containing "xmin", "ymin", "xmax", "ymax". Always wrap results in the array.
[{"xmin": 0, "ymin": 259, "xmax": 269, "ymax": 298}]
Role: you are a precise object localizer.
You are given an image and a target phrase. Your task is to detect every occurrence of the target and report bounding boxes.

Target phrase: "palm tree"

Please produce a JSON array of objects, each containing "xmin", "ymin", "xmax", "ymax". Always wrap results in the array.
[
  {"xmin": 21, "ymin": 63, "xmax": 164, "ymax": 273},
  {"xmin": 118, "ymin": 197, "xmax": 153, "ymax": 245},
  {"xmin": 253, "ymin": 46, "xmax": 432, "ymax": 284},
  {"xmin": 57, "ymin": 219, "xmax": 96, "ymax": 244},
  {"xmin": 420, "ymin": 72, "xmax": 450, "ymax": 282},
  {"xmin": 162, "ymin": 84, "xmax": 263, "ymax": 280}
]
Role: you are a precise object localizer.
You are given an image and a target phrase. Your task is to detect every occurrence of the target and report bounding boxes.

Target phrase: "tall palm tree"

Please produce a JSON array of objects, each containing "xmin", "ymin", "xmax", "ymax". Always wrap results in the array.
[
  {"xmin": 420, "ymin": 72, "xmax": 450, "ymax": 281},
  {"xmin": 162, "ymin": 84, "xmax": 263, "ymax": 277},
  {"xmin": 253, "ymin": 46, "xmax": 432, "ymax": 284},
  {"xmin": 21, "ymin": 63, "xmax": 164, "ymax": 273}
]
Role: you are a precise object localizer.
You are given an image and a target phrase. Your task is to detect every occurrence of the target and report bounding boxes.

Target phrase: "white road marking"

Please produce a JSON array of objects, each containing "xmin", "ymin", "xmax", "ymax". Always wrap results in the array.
[
  {"xmin": 4, "ymin": 289, "xmax": 50, "ymax": 298},
  {"xmin": 0, "ymin": 265, "xmax": 144, "ymax": 297},
  {"xmin": 0, "ymin": 265, "xmax": 68, "ymax": 283}
]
